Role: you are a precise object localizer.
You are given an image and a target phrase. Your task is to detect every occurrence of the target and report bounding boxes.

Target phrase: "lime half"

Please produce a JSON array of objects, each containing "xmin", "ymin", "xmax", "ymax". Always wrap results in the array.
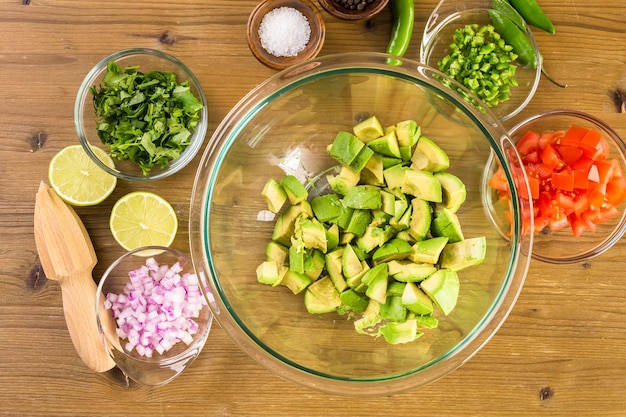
[
  {"xmin": 48, "ymin": 145, "xmax": 117, "ymax": 206},
  {"xmin": 110, "ymin": 191, "xmax": 178, "ymax": 252}
]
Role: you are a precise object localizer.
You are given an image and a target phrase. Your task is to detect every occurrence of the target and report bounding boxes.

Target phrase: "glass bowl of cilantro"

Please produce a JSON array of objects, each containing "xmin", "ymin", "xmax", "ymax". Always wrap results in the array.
[
  {"xmin": 75, "ymin": 48, "xmax": 208, "ymax": 181},
  {"xmin": 420, "ymin": 3, "xmax": 541, "ymax": 122}
]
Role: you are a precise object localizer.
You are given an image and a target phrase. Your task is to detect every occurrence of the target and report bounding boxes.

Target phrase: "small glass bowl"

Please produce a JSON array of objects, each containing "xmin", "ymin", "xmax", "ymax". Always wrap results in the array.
[
  {"xmin": 95, "ymin": 246, "xmax": 213, "ymax": 386},
  {"xmin": 247, "ymin": 0, "xmax": 326, "ymax": 70},
  {"xmin": 421, "ymin": 3, "xmax": 541, "ymax": 121},
  {"xmin": 317, "ymin": 0, "xmax": 389, "ymax": 21},
  {"xmin": 485, "ymin": 110, "xmax": 626, "ymax": 263},
  {"xmin": 75, "ymin": 48, "xmax": 208, "ymax": 181}
]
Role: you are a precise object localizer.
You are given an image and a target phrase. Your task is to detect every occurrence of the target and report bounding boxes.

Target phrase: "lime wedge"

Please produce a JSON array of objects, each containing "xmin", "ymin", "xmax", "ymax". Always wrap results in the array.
[
  {"xmin": 48, "ymin": 145, "xmax": 117, "ymax": 206},
  {"xmin": 109, "ymin": 191, "xmax": 178, "ymax": 253}
]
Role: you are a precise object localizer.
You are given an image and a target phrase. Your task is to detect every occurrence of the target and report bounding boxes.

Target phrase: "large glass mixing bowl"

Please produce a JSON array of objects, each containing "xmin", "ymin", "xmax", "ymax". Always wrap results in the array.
[{"xmin": 189, "ymin": 53, "xmax": 533, "ymax": 396}]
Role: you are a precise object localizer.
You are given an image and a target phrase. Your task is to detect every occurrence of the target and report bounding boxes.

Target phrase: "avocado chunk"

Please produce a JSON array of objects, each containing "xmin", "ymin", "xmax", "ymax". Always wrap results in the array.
[
  {"xmin": 265, "ymin": 241, "xmax": 289, "ymax": 265},
  {"xmin": 354, "ymin": 299, "xmax": 383, "ymax": 335},
  {"xmin": 411, "ymin": 136, "xmax": 450, "ymax": 172},
  {"xmin": 431, "ymin": 208, "xmax": 464, "ymax": 243},
  {"xmin": 311, "ymin": 194, "xmax": 342, "ymax": 223},
  {"xmin": 341, "ymin": 243, "xmax": 363, "ymax": 279},
  {"xmin": 372, "ymin": 237, "xmax": 413, "ymax": 263},
  {"xmin": 325, "ymin": 223, "xmax": 340, "ymax": 252},
  {"xmin": 440, "ymin": 236, "xmax": 487, "ymax": 271},
  {"xmin": 280, "ymin": 175, "xmax": 308, "ymax": 205},
  {"xmin": 360, "ymin": 152, "xmax": 385, "ymax": 186},
  {"xmin": 382, "ymin": 164, "xmax": 407, "ymax": 189},
  {"xmin": 408, "ymin": 198, "xmax": 433, "ymax": 241},
  {"xmin": 326, "ymin": 248, "xmax": 348, "ymax": 292},
  {"xmin": 409, "ymin": 236, "xmax": 449, "ymax": 264},
  {"xmin": 380, "ymin": 295, "xmax": 407, "ymax": 322},
  {"xmin": 353, "ymin": 115, "xmax": 384, "ymax": 142},
  {"xmin": 339, "ymin": 288, "xmax": 370, "ymax": 313},
  {"xmin": 327, "ymin": 166, "xmax": 360, "ymax": 195},
  {"xmin": 327, "ymin": 131, "xmax": 366, "ymax": 166},
  {"xmin": 345, "ymin": 209, "xmax": 372, "ymax": 237},
  {"xmin": 343, "ymin": 185, "xmax": 382, "ymax": 210},
  {"xmin": 367, "ymin": 131, "xmax": 402, "ymax": 159},
  {"xmin": 256, "ymin": 261, "xmax": 286, "ymax": 286},
  {"xmin": 401, "ymin": 169, "xmax": 442, "ymax": 203},
  {"xmin": 387, "ymin": 260, "xmax": 437, "ymax": 282},
  {"xmin": 435, "ymin": 171, "xmax": 467, "ymax": 213},
  {"xmin": 304, "ymin": 249, "xmax": 325, "ymax": 281},
  {"xmin": 349, "ymin": 146, "xmax": 375, "ymax": 173},
  {"xmin": 304, "ymin": 276, "xmax": 341, "ymax": 314},
  {"xmin": 420, "ymin": 268, "xmax": 460, "ymax": 316},
  {"xmin": 281, "ymin": 270, "xmax": 312, "ymax": 294},
  {"xmin": 365, "ymin": 268, "xmax": 388, "ymax": 304},
  {"xmin": 379, "ymin": 319, "xmax": 422, "ymax": 344},
  {"xmin": 293, "ymin": 216, "xmax": 327, "ymax": 252},
  {"xmin": 271, "ymin": 201, "xmax": 313, "ymax": 246},
  {"xmin": 261, "ymin": 178, "xmax": 288, "ymax": 213},
  {"xmin": 289, "ymin": 244, "xmax": 306, "ymax": 274},
  {"xmin": 395, "ymin": 120, "xmax": 420, "ymax": 147},
  {"xmin": 401, "ymin": 282, "xmax": 434, "ymax": 315}
]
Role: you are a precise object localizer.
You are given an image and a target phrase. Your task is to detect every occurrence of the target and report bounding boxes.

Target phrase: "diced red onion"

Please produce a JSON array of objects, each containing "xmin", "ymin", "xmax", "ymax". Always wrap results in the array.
[{"xmin": 105, "ymin": 257, "xmax": 207, "ymax": 357}]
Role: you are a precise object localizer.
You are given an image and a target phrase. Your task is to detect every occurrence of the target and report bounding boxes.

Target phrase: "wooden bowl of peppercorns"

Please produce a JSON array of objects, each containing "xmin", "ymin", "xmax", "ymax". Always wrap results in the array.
[{"xmin": 318, "ymin": 0, "xmax": 388, "ymax": 21}]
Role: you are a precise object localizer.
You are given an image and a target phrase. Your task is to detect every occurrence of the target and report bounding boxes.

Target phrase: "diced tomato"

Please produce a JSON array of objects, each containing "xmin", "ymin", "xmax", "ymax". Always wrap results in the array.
[{"xmin": 490, "ymin": 125, "xmax": 625, "ymax": 238}]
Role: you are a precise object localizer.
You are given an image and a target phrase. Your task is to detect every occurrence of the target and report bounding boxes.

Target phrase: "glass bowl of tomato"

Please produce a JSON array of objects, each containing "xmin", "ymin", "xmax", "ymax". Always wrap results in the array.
[{"xmin": 485, "ymin": 109, "xmax": 626, "ymax": 263}]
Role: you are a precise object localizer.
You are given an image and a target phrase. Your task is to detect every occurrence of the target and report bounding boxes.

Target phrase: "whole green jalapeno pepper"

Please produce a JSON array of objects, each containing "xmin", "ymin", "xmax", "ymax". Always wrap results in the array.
[
  {"xmin": 386, "ymin": 0, "xmax": 415, "ymax": 58},
  {"xmin": 507, "ymin": 0, "xmax": 555, "ymax": 34},
  {"xmin": 492, "ymin": 0, "xmax": 527, "ymax": 32},
  {"xmin": 489, "ymin": 10, "xmax": 537, "ymax": 68}
]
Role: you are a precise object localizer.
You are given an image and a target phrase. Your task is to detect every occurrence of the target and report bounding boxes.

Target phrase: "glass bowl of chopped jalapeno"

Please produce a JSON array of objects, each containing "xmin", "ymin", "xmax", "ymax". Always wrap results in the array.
[
  {"xmin": 75, "ymin": 48, "xmax": 208, "ymax": 181},
  {"xmin": 189, "ymin": 52, "xmax": 534, "ymax": 396},
  {"xmin": 421, "ymin": 2, "xmax": 541, "ymax": 122}
]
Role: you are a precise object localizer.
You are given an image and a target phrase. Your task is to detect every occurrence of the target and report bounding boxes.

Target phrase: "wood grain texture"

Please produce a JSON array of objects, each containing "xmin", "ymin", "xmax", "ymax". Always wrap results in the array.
[{"xmin": 1, "ymin": 0, "xmax": 626, "ymax": 415}]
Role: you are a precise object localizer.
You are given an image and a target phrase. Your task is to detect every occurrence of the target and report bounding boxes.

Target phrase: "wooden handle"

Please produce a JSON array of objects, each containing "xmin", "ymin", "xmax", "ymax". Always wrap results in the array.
[{"xmin": 58, "ymin": 272, "xmax": 116, "ymax": 372}]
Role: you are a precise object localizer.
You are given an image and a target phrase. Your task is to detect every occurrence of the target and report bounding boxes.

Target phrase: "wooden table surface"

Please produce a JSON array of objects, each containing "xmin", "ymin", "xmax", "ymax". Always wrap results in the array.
[{"xmin": 2, "ymin": 0, "xmax": 626, "ymax": 415}]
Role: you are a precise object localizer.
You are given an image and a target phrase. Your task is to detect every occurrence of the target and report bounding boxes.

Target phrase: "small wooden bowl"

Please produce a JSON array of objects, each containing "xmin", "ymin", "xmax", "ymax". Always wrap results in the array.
[
  {"xmin": 317, "ymin": 0, "xmax": 389, "ymax": 21},
  {"xmin": 247, "ymin": 0, "xmax": 326, "ymax": 71}
]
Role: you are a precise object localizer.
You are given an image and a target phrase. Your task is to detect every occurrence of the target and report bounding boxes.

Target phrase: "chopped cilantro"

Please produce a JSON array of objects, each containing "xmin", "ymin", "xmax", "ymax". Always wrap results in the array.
[{"xmin": 90, "ymin": 61, "xmax": 203, "ymax": 176}]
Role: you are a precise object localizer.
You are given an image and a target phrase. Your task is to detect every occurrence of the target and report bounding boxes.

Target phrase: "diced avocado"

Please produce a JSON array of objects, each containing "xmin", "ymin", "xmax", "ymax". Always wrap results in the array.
[
  {"xmin": 393, "ymin": 198, "xmax": 409, "ymax": 222},
  {"xmin": 440, "ymin": 236, "xmax": 487, "ymax": 271},
  {"xmin": 353, "ymin": 115, "xmax": 384, "ymax": 142},
  {"xmin": 360, "ymin": 263, "xmax": 388, "ymax": 287},
  {"xmin": 365, "ymin": 269, "xmax": 388, "ymax": 304},
  {"xmin": 382, "ymin": 164, "xmax": 407, "ymax": 189},
  {"xmin": 333, "ymin": 205, "xmax": 354, "ymax": 230},
  {"xmin": 304, "ymin": 276, "xmax": 342, "ymax": 314},
  {"xmin": 387, "ymin": 260, "xmax": 437, "ymax": 282},
  {"xmin": 372, "ymin": 237, "xmax": 413, "ymax": 262},
  {"xmin": 380, "ymin": 189, "xmax": 396, "ymax": 216},
  {"xmin": 342, "ymin": 244, "xmax": 363, "ymax": 279},
  {"xmin": 345, "ymin": 209, "xmax": 371, "ymax": 237},
  {"xmin": 289, "ymin": 244, "xmax": 305, "ymax": 274},
  {"xmin": 343, "ymin": 185, "xmax": 382, "ymax": 210},
  {"xmin": 386, "ymin": 281, "xmax": 406, "ymax": 297},
  {"xmin": 327, "ymin": 166, "xmax": 360, "ymax": 195},
  {"xmin": 411, "ymin": 136, "xmax": 450, "ymax": 172},
  {"xmin": 311, "ymin": 194, "xmax": 342, "ymax": 223},
  {"xmin": 401, "ymin": 282, "xmax": 434, "ymax": 315},
  {"xmin": 325, "ymin": 248, "xmax": 348, "ymax": 293},
  {"xmin": 356, "ymin": 223, "xmax": 394, "ymax": 253},
  {"xmin": 325, "ymin": 223, "xmax": 340, "ymax": 252},
  {"xmin": 399, "ymin": 146, "xmax": 413, "ymax": 162},
  {"xmin": 395, "ymin": 230, "xmax": 416, "ymax": 245},
  {"xmin": 390, "ymin": 200, "xmax": 412, "ymax": 231},
  {"xmin": 261, "ymin": 178, "xmax": 288, "ymax": 213},
  {"xmin": 431, "ymin": 207, "xmax": 464, "ymax": 243},
  {"xmin": 339, "ymin": 231, "xmax": 355, "ymax": 245},
  {"xmin": 395, "ymin": 120, "xmax": 420, "ymax": 147},
  {"xmin": 294, "ymin": 216, "xmax": 327, "ymax": 252},
  {"xmin": 379, "ymin": 319, "xmax": 422, "ymax": 344},
  {"xmin": 367, "ymin": 131, "xmax": 402, "ymax": 159},
  {"xmin": 409, "ymin": 236, "xmax": 449, "ymax": 264},
  {"xmin": 349, "ymin": 146, "xmax": 375, "ymax": 173},
  {"xmin": 354, "ymin": 299, "xmax": 383, "ymax": 335},
  {"xmin": 415, "ymin": 314, "xmax": 438, "ymax": 329},
  {"xmin": 280, "ymin": 175, "xmax": 308, "ymax": 205},
  {"xmin": 401, "ymin": 169, "xmax": 442, "ymax": 203},
  {"xmin": 339, "ymin": 288, "xmax": 370, "ymax": 313},
  {"xmin": 327, "ymin": 131, "xmax": 366, "ymax": 166},
  {"xmin": 408, "ymin": 198, "xmax": 432, "ymax": 241},
  {"xmin": 382, "ymin": 156, "xmax": 404, "ymax": 169},
  {"xmin": 420, "ymin": 268, "xmax": 460, "ymax": 316},
  {"xmin": 281, "ymin": 270, "xmax": 312, "ymax": 294},
  {"xmin": 345, "ymin": 260, "xmax": 370, "ymax": 291},
  {"xmin": 265, "ymin": 241, "xmax": 289, "ymax": 265},
  {"xmin": 304, "ymin": 249, "xmax": 325, "ymax": 281},
  {"xmin": 271, "ymin": 201, "xmax": 313, "ymax": 246},
  {"xmin": 256, "ymin": 261, "xmax": 286, "ymax": 286},
  {"xmin": 380, "ymin": 296, "xmax": 407, "ymax": 322},
  {"xmin": 360, "ymin": 152, "xmax": 385, "ymax": 186},
  {"xmin": 435, "ymin": 172, "xmax": 467, "ymax": 213}
]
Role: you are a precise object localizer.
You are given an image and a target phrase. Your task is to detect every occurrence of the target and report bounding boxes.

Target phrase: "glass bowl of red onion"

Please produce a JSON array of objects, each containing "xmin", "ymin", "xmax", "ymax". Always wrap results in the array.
[{"xmin": 95, "ymin": 246, "xmax": 213, "ymax": 386}]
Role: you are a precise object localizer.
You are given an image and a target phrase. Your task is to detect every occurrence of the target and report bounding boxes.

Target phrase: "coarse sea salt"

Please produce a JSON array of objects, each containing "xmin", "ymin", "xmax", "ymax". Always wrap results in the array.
[{"xmin": 258, "ymin": 6, "xmax": 311, "ymax": 58}]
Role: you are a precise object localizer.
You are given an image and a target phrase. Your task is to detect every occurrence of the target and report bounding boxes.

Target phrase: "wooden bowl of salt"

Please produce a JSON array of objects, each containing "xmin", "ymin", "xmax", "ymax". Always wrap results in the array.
[{"xmin": 247, "ymin": 0, "xmax": 326, "ymax": 70}]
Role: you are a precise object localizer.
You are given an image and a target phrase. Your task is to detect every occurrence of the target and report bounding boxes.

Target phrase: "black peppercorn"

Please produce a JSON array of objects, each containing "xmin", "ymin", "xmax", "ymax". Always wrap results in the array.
[{"xmin": 333, "ymin": 0, "xmax": 376, "ymax": 11}]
